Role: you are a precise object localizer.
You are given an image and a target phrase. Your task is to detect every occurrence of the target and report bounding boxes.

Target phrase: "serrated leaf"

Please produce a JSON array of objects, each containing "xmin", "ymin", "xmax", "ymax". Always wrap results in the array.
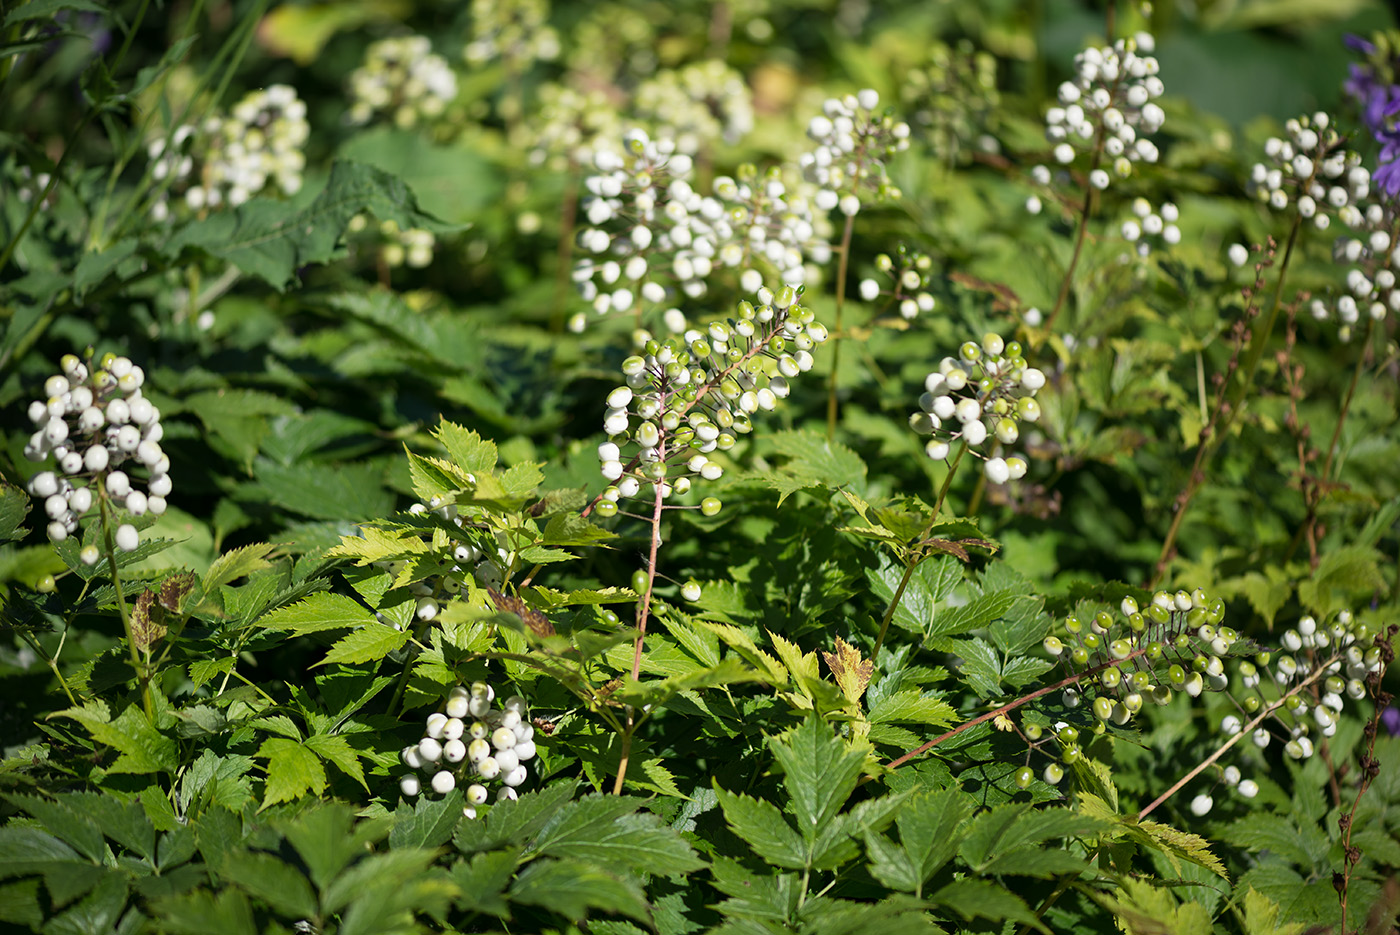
[
  {"xmin": 0, "ymin": 480, "xmax": 30, "ymax": 543},
  {"xmin": 450, "ymin": 848, "xmax": 518, "ymax": 917},
  {"xmin": 164, "ymin": 160, "xmax": 456, "ymax": 289},
  {"xmin": 52, "ymin": 701, "xmax": 177, "ymax": 775},
  {"xmin": 434, "ymin": 421, "xmax": 497, "ymax": 478},
  {"xmin": 690, "ymin": 619, "xmax": 784, "ymax": 682},
  {"xmin": 769, "ymin": 716, "xmax": 866, "ymax": 843},
  {"xmin": 257, "ymin": 738, "xmax": 326, "ymax": 807},
  {"xmin": 529, "ymin": 795, "xmax": 703, "ymax": 876},
  {"xmin": 220, "ymin": 850, "xmax": 318, "ymax": 919},
  {"xmin": 304, "ymin": 733, "xmax": 368, "ymax": 789},
  {"xmin": 2, "ymin": 794, "xmax": 104, "ymax": 864},
  {"xmin": 316, "ymin": 623, "xmax": 410, "ymax": 666},
  {"xmin": 930, "ymin": 878, "xmax": 1048, "ymax": 933},
  {"xmin": 256, "ymin": 592, "xmax": 374, "ymax": 634},
  {"xmin": 203, "ymin": 543, "xmax": 277, "ymax": 593},
  {"xmin": 390, "ymin": 790, "xmax": 464, "ymax": 849},
  {"xmin": 1237, "ymin": 885, "xmax": 1307, "ymax": 935},
  {"xmin": 1136, "ymin": 819, "xmax": 1228, "ymax": 879},
  {"xmin": 866, "ymin": 554, "xmax": 962, "ymax": 637},
  {"xmin": 866, "ymin": 690, "xmax": 956, "ymax": 728},
  {"xmin": 927, "ymin": 588, "xmax": 1017, "ymax": 641},
  {"xmin": 509, "ymin": 857, "xmax": 651, "ymax": 924},
  {"xmin": 864, "ymin": 788, "xmax": 972, "ymax": 893},
  {"xmin": 406, "ymin": 451, "xmax": 473, "ymax": 502},
  {"xmin": 822, "ymin": 637, "xmax": 874, "ymax": 705},
  {"xmin": 714, "ymin": 785, "xmax": 807, "ymax": 868}
]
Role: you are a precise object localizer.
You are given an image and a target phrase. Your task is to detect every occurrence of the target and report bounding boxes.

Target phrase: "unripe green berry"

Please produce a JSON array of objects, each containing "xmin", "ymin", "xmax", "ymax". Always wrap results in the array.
[
  {"xmin": 1093, "ymin": 696, "xmax": 1114, "ymax": 721},
  {"xmin": 1043, "ymin": 635, "xmax": 1064, "ymax": 656},
  {"xmin": 1082, "ymin": 632, "xmax": 1101, "ymax": 650},
  {"xmin": 701, "ymin": 497, "xmax": 722, "ymax": 516},
  {"xmin": 1057, "ymin": 725, "xmax": 1079, "ymax": 744},
  {"xmin": 1062, "ymin": 743, "xmax": 1082, "ymax": 763},
  {"xmin": 631, "ymin": 569, "xmax": 649, "ymax": 593},
  {"xmin": 1043, "ymin": 763, "xmax": 1064, "ymax": 785},
  {"xmin": 1024, "ymin": 723, "xmax": 1043, "ymax": 740},
  {"xmin": 596, "ymin": 501, "xmax": 618, "ymax": 518},
  {"xmin": 1065, "ymin": 614, "xmax": 1083, "ymax": 634},
  {"xmin": 1015, "ymin": 766, "xmax": 1034, "ymax": 789},
  {"xmin": 1071, "ymin": 646, "xmax": 1089, "ymax": 666}
]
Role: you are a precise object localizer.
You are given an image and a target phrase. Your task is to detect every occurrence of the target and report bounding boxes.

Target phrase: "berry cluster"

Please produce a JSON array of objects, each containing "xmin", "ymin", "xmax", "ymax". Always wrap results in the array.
[
  {"xmin": 908, "ymin": 334, "xmax": 1045, "ymax": 482},
  {"xmin": 1308, "ymin": 202, "xmax": 1400, "ymax": 340},
  {"xmin": 515, "ymin": 83, "xmax": 624, "ymax": 169},
  {"xmin": 571, "ymin": 130, "xmax": 830, "ymax": 333},
  {"xmin": 462, "ymin": 0, "xmax": 560, "ymax": 71},
  {"xmin": 23, "ymin": 353, "xmax": 170, "ymax": 554},
  {"xmin": 899, "ymin": 40, "xmax": 1001, "ymax": 166},
  {"xmin": 148, "ymin": 85, "xmax": 309, "ymax": 220},
  {"xmin": 1035, "ymin": 32, "xmax": 1164, "ymax": 191},
  {"xmin": 399, "ymin": 682, "xmax": 537, "ymax": 818},
  {"xmin": 633, "ymin": 60, "xmax": 754, "ymax": 153},
  {"xmin": 347, "ymin": 214, "xmax": 437, "ymax": 270},
  {"xmin": 595, "ymin": 284, "xmax": 827, "ymax": 516},
  {"xmin": 347, "ymin": 36, "xmax": 458, "ymax": 128},
  {"xmin": 858, "ymin": 246, "xmax": 937, "ymax": 320},
  {"xmin": 1119, "ymin": 197, "xmax": 1181, "ymax": 256},
  {"xmin": 799, "ymin": 89, "xmax": 911, "ymax": 217},
  {"xmin": 1245, "ymin": 112, "xmax": 1369, "ymax": 230}
]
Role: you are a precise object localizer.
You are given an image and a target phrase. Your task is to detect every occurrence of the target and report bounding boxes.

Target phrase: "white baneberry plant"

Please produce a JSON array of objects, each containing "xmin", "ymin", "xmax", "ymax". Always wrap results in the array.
[
  {"xmin": 908, "ymin": 333, "xmax": 1045, "ymax": 484},
  {"xmin": 1246, "ymin": 112, "xmax": 1368, "ymax": 232},
  {"xmin": 147, "ymin": 84, "xmax": 310, "ymax": 220},
  {"xmin": 1037, "ymin": 32, "xmax": 1165, "ymax": 192},
  {"xmin": 399, "ymin": 681, "xmax": 538, "ymax": 818},
  {"xmin": 858, "ymin": 246, "xmax": 938, "ymax": 322},
  {"xmin": 347, "ymin": 36, "xmax": 459, "ymax": 129}
]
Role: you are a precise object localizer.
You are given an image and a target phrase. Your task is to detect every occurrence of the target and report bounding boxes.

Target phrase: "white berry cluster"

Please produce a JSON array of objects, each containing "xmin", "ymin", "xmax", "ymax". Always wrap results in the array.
[
  {"xmin": 347, "ymin": 36, "xmax": 458, "ymax": 128},
  {"xmin": 570, "ymin": 129, "xmax": 830, "ymax": 333},
  {"xmin": 515, "ymin": 83, "xmax": 624, "ymax": 169},
  {"xmin": 347, "ymin": 214, "xmax": 437, "ymax": 269},
  {"xmin": 148, "ymin": 85, "xmax": 309, "ymax": 221},
  {"xmin": 1034, "ymin": 32, "xmax": 1164, "ymax": 192},
  {"xmin": 799, "ymin": 89, "xmax": 911, "ymax": 217},
  {"xmin": 462, "ymin": 0, "xmax": 560, "ymax": 70},
  {"xmin": 909, "ymin": 334, "xmax": 1045, "ymax": 483},
  {"xmin": 595, "ymin": 283, "xmax": 828, "ymax": 517},
  {"xmin": 633, "ymin": 60, "xmax": 755, "ymax": 153},
  {"xmin": 399, "ymin": 682, "xmax": 537, "ymax": 818},
  {"xmin": 899, "ymin": 40, "xmax": 1001, "ymax": 166},
  {"xmin": 1119, "ymin": 197, "xmax": 1181, "ymax": 256},
  {"xmin": 858, "ymin": 246, "xmax": 937, "ymax": 320},
  {"xmin": 1246, "ymin": 112, "xmax": 1368, "ymax": 231},
  {"xmin": 1309, "ymin": 203, "xmax": 1400, "ymax": 340},
  {"xmin": 23, "ymin": 353, "xmax": 170, "ymax": 555}
]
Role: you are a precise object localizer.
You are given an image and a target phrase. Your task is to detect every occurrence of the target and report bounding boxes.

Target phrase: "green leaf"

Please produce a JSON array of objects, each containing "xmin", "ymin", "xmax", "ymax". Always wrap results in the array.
[
  {"xmin": 927, "ymin": 588, "xmax": 1018, "ymax": 641},
  {"xmin": 767, "ymin": 716, "xmax": 866, "ymax": 847},
  {"xmin": 184, "ymin": 390, "xmax": 300, "ymax": 473},
  {"xmin": 4, "ymin": 0, "xmax": 106, "ymax": 26},
  {"xmin": 406, "ymin": 451, "xmax": 474, "ymax": 502},
  {"xmin": 864, "ymin": 788, "xmax": 973, "ymax": 893},
  {"xmin": 152, "ymin": 888, "xmax": 257, "ymax": 935},
  {"xmin": 256, "ymin": 592, "xmax": 375, "ymax": 634},
  {"xmin": 867, "ymin": 690, "xmax": 957, "ymax": 728},
  {"xmin": 450, "ymin": 848, "xmax": 517, "ymax": 917},
  {"xmin": 257, "ymin": 738, "xmax": 327, "ymax": 807},
  {"xmin": 714, "ymin": 785, "xmax": 807, "ymax": 869},
  {"xmin": 528, "ymin": 795, "xmax": 703, "ymax": 876},
  {"xmin": 316, "ymin": 623, "xmax": 410, "ymax": 666},
  {"xmin": 304, "ymin": 733, "xmax": 368, "ymax": 789},
  {"xmin": 164, "ymin": 160, "xmax": 457, "ymax": 290},
  {"xmin": 202, "ymin": 543, "xmax": 277, "ymax": 593},
  {"xmin": 390, "ymin": 789, "xmax": 464, "ymax": 850},
  {"xmin": 1237, "ymin": 885, "xmax": 1307, "ymax": 935},
  {"xmin": 1103, "ymin": 877, "xmax": 1213, "ymax": 935},
  {"xmin": 220, "ymin": 850, "xmax": 318, "ymax": 919},
  {"xmin": 2, "ymin": 794, "xmax": 105, "ymax": 864},
  {"xmin": 52, "ymin": 701, "xmax": 177, "ymax": 775},
  {"xmin": 246, "ymin": 459, "xmax": 395, "ymax": 521},
  {"xmin": 866, "ymin": 554, "xmax": 962, "ymax": 636},
  {"xmin": 282, "ymin": 805, "xmax": 384, "ymax": 893},
  {"xmin": 1297, "ymin": 545, "xmax": 1385, "ymax": 618},
  {"xmin": 434, "ymin": 420, "xmax": 498, "ymax": 478},
  {"xmin": 930, "ymin": 878, "xmax": 1048, "ymax": 933},
  {"xmin": 454, "ymin": 780, "xmax": 579, "ymax": 855},
  {"xmin": 510, "ymin": 857, "xmax": 652, "ymax": 924},
  {"xmin": 0, "ymin": 480, "xmax": 31, "ymax": 543}
]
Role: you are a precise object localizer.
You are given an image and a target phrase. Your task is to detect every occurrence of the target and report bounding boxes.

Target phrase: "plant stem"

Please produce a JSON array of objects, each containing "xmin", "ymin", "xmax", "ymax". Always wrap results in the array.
[
  {"xmin": 1136, "ymin": 655, "xmax": 1333, "ymax": 821},
  {"xmin": 871, "ymin": 442, "xmax": 967, "ymax": 658},
  {"xmin": 615, "ymin": 474, "xmax": 667, "ymax": 793},
  {"xmin": 825, "ymin": 212, "xmax": 857, "ymax": 438},
  {"xmin": 18, "ymin": 629, "xmax": 78, "ymax": 706},
  {"xmin": 98, "ymin": 490, "xmax": 152, "ymax": 718}
]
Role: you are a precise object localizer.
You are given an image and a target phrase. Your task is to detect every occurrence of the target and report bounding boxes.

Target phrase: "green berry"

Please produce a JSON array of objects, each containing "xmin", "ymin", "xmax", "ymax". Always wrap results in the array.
[
  {"xmin": 1015, "ymin": 766, "xmax": 1034, "ymax": 789},
  {"xmin": 1093, "ymin": 696, "xmax": 1114, "ymax": 721},
  {"xmin": 700, "ymin": 497, "xmax": 722, "ymax": 516},
  {"xmin": 1057, "ymin": 725, "xmax": 1079, "ymax": 744},
  {"xmin": 36, "ymin": 574, "xmax": 56, "ymax": 593},
  {"xmin": 631, "ymin": 569, "xmax": 650, "ymax": 593},
  {"xmin": 1043, "ymin": 763, "xmax": 1065, "ymax": 785},
  {"xmin": 596, "ymin": 500, "xmax": 618, "ymax": 518},
  {"xmin": 1167, "ymin": 665, "xmax": 1187, "ymax": 686}
]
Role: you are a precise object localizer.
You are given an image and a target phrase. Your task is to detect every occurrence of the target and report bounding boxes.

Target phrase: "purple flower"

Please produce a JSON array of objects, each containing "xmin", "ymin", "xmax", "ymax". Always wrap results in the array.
[
  {"xmin": 1381, "ymin": 706, "xmax": 1400, "ymax": 736},
  {"xmin": 1345, "ymin": 33, "xmax": 1377, "ymax": 55}
]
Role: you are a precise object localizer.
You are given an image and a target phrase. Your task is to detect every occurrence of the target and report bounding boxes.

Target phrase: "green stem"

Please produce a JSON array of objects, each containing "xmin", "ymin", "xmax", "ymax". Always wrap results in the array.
[
  {"xmin": 824, "ymin": 212, "xmax": 857, "ymax": 438},
  {"xmin": 615, "ymin": 473, "xmax": 667, "ymax": 794},
  {"xmin": 18, "ymin": 629, "xmax": 78, "ymax": 706},
  {"xmin": 871, "ymin": 442, "xmax": 968, "ymax": 658},
  {"xmin": 99, "ymin": 490, "xmax": 152, "ymax": 718}
]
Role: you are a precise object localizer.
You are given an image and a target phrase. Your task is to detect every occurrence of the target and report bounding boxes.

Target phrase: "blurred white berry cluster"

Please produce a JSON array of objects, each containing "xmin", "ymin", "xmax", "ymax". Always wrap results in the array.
[
  {"xmin": 570, "ymin": 129, "xmax": 831, "ymax": 333},
  {"xmin": 515, "ymin": 84, "xmax": 625, "ymax": 169},
  {"xmin": 595, "ymin": 283, "xmax": 828, "ymax": 518},
  {"xmin": 399, "ymin": 682, "xmax": 537, "ymax": 817},
  {"xmin": 1246, "ymin": 112, "xmax": 1368, "ymax": 230},
  {"xmin": 347, "ymin": 36, "xmax": 458, "ymax": 128},
  {"xmin": 346, "ymin": 215, "xmax": 437, "ymax": 270},
  {"xmin": 858, "ymin": 246, "xmax": 937, "ymax": 320},
  {"xmin": 899, "ymin": 40, "xmax": 1001, "ymax": 166},
  {"xmin": 909, "ymin": 334, "xmax": 1046, "ymax": 483},
  {"xmin": 147, "ymin": 85, "xmax": 309, "ymax": 220},
  {"xmin": 1119, "ymin": 197, "xmax": 1181, "ymax": 256},
  {"xmin": 463, "ymin": 0, "xmax": 560, "ymax": 71},
  {"xmin": 1308, "ymin": 203, "xmax": 1400, "ymax": 340},
  {"xmin": 23, "ymin": 353, "xmax": 170, "ymax": 557},
  {"xmin": 800, "ymin": 89, "xmax": 911, "ymax": 217},
  {"xmin": 1029, "ymin": 32, "xmax": 1163, "ymax": 198},
  {"xmin": 633, "ymin": 60, "xmax": 754, "ymax": 153}
]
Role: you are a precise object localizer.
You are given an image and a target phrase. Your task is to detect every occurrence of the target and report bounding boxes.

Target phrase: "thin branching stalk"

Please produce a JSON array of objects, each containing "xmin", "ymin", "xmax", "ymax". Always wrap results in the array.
[
  {"xmin": 1136, "ymin": 654, "xmax": 1335, "ymax": 821},
  {"xmin": 871, "ymin": 442, "xmax": 968, "ymax": 658},
  {"xmin": 824, "ymin": 211, "xmax": 857, "ymax": 438},
  {"xmin": 98, "ymin": 490, "xmax": 152, "ymax": 717}
]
